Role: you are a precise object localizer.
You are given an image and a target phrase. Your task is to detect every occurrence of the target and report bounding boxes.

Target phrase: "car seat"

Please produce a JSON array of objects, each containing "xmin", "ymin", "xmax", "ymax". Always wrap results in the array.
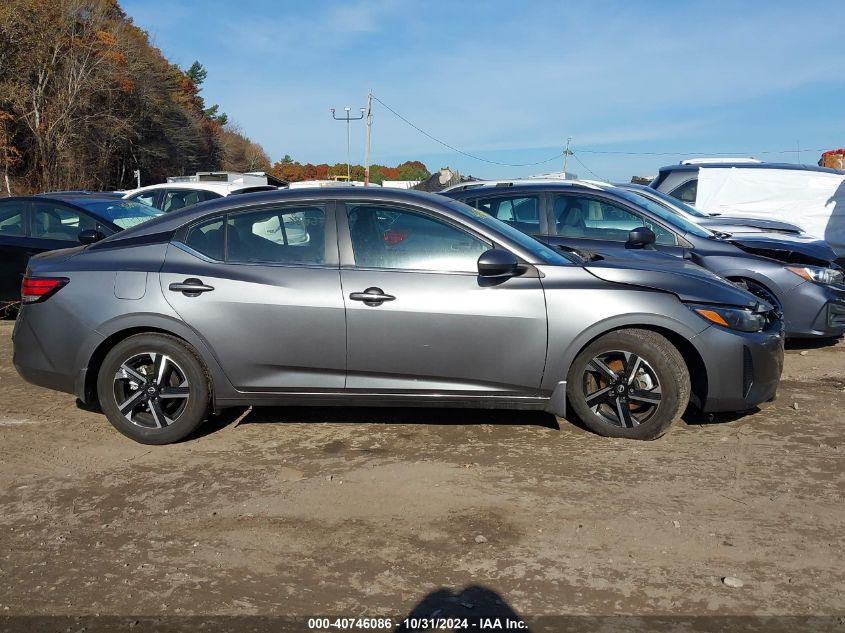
[{"xmin": 555, "ymin": 199, "xmax": 586, "ymax": 237}]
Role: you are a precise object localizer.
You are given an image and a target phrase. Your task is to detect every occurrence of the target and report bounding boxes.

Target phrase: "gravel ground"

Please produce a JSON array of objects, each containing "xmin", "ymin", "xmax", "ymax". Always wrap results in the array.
[{"xmin": 0, "ymin": 321, "xmax": 843, "ymax": 628}]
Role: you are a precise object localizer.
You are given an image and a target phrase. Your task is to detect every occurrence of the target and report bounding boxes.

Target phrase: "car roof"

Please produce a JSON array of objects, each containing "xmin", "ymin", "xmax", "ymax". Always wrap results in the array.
[
  {"xmin": 444, "ymin": 181, "xmax": 614, "ymax": 197},
  {"xmin": 657, "ymin": 161, "xmax": 843, "ymax": 175},
  {"xmin": 97, "ymin": 187, "xmax": 481, "ymax": 242},
  {"xmin": 122, "ymin": 182, "xmax": 271, "ymax": 196},
  {"xmin": 37, "ymin": 191, "xmax": 124, "ymax": 198}
]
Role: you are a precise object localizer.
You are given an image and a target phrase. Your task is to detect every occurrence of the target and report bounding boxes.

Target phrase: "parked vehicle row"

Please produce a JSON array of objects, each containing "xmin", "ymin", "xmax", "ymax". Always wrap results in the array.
[
  {"xmin": 651, "ymin": 159, "xmax": 845, "ymax": 260},
  {"xmin": 444, "ymin": 181, "xmax": 845, "ymax": 339}
]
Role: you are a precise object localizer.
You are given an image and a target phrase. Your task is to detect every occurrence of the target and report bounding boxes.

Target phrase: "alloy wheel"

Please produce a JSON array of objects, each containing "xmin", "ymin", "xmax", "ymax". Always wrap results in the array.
[
  {"xmin": 112, "ymin": 352, "xmax": 191, "ymax": 429},
  {"xmin": 582, "ymin": 350, "xmax": 663, "ymax": 428}
]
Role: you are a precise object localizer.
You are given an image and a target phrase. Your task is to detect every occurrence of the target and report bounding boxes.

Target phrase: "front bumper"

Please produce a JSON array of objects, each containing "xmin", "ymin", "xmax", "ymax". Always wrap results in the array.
[
  {"xmin": 782, "ymin": 280, "xmax": 845, "ymax": 338},
  {"xmin": 696, "ymin": 319, "xmax": 784, "ymax": 413}
]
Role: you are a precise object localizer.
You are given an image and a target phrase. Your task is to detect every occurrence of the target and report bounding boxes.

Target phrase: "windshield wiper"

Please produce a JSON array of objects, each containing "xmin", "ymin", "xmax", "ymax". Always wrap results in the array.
[{"xmin": 557, "ymin": 244, "xmax": 603, "ymax": 262}]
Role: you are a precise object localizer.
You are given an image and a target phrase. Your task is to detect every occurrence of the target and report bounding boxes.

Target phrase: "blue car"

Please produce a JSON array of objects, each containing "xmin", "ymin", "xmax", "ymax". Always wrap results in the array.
[{"xmin": 444, "ymin": 182, "xmax": 845, "ymax": 339}]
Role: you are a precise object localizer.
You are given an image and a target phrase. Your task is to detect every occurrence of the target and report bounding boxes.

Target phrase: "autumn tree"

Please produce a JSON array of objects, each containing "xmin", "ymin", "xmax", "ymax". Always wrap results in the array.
[
  {"xmin": 0, "ymin": 0, "xmax": 274, "ymax": 193},
  {"xmin": 269, "ymin": 156, "xmax": 430, "ymax": 184},
  {"xmin": 220, "ymin": 124, "xmax": 271, "ymax": 172}
]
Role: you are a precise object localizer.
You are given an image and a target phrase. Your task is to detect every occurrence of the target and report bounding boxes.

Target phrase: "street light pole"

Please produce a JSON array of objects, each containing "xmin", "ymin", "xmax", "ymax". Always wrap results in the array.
[
  {"xmin": 563, "ymin": 137, "xmax": 572, "ymax": 176},
  {"xmin": 364, "ymin": 89, "xmax": 373, "ymax": 186},
  {"xmin": 331, "ymin": 106, "xmax": 365, "ymax": 182}
]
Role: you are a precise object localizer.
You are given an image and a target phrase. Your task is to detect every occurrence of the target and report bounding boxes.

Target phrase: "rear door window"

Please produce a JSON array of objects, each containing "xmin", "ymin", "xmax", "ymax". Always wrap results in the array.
[
  {"xmin": 31, "ymin": 202, "xmax": 98, "ymax": 242},
  {"xmin": 552, "ymin": 195, "xmax": 677, "ymax": 245},
  {"xmin": 227, "ymin": 205, "xmax": 326, "ymax": 265},
  {"xmin": 470, "ymin": 195, "xmax": 542, "ymax": 234},
  {"xmin": 0, "ymin": 200, "xmax": 27, "ymax": 236}
]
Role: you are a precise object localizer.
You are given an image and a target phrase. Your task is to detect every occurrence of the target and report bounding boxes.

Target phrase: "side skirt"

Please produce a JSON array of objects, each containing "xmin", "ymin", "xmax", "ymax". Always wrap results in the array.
[{"xmin": 213, "ymin": 391, "xmax": 552, "ymax": 414}]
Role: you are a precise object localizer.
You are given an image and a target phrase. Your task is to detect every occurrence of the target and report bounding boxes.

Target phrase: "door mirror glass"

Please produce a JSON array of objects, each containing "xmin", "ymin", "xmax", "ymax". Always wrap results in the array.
[
  {"xmin": 477, "ymin": 248, "xmax": 520, "ymax": 277},
  {"xmin": 78, "ymin": 229, "xmax": 105, "ymax": 244},
  {"xmin": 626, "ymin": 227, "xmax": 656, "ymax": 249}
]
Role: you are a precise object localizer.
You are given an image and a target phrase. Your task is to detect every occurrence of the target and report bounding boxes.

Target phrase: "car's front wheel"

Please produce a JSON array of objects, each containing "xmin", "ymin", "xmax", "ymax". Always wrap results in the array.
[
  {"xmin": 566, "ymin": 329, "xmax": 690, "ymax": 440},
  {"xmin": 97, "ymin": 333, "xmax": 211, "ymax": 444}
]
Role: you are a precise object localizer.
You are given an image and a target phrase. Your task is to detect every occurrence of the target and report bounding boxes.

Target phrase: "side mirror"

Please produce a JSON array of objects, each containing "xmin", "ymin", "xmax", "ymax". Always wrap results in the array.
[
  {"xmin": 626, "ymin": 227, "xmax": 656, "ymax": 249},
  {"xmin": 477, "ymin": 248, "xmax": 520, "ymax": 278},
  {"xmin": 78, "ymin": 229, "xmax": 105, "ymax": 245}
]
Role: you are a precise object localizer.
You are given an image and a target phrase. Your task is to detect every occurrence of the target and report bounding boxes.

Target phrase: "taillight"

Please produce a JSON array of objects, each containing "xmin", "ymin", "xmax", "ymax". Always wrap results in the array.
[{"xmin": 21, "ymin": 277, "xmax": 68, "ymax": 304}]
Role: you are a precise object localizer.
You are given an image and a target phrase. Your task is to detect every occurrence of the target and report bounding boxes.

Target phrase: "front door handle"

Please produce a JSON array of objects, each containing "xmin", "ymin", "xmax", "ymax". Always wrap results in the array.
[
  {"xmin": 169, "ymin": 278, "xmax": 215, "ymax": 297},
  {"xmin": 349, "ymin": 287, "xmax": 395, "ymax": 306}
]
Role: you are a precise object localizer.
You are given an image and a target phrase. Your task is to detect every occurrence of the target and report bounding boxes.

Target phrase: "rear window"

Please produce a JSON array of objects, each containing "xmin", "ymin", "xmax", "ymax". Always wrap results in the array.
[
  {"xmin": 180, "ymin": 204, "xmax": 326, "ymax": 265},
  {"xmin": 669, "ymin": 179, "xmax": 698, "ymax": 204}
]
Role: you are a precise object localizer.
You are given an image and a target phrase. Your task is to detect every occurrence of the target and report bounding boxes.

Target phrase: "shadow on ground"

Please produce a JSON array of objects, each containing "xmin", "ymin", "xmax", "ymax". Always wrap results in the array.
[
  {"xmin": 396, "ymin": 585, "xmax": 529, "ymax": 632},
  {"xmin": 189, "ymin": 405, "xmax": 562, "ymax": 441}
]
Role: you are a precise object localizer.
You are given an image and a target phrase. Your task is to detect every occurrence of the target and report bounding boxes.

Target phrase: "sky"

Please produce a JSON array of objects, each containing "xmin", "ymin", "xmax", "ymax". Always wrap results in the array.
[{"xmin": 121, "ymin": 0, "xmax": 845, "ymax": 181}]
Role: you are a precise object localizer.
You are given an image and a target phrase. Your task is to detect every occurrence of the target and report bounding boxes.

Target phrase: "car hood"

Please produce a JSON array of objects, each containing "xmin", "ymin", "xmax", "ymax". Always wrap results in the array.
[
  {"xmin": 699, "ymin": 216, "xmax": 802, "ymax": 234},
  {"xmin": 582, "ymin": 250, "xmax": 765, "ymax": 308},
  {"xmin": 725, "ymin": 233, "xmax": 836, "ymax": 266}
]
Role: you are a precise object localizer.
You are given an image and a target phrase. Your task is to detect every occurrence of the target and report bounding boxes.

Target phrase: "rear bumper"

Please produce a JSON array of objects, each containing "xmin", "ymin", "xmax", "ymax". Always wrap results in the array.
[
  {"xmin": 697, "ymin": 320, "xmax": 784, "ymax": 413},
  {"xmin": 783, "ymin": 281, "xmax": 845, "ymax": 338},
  {"xmin": 12, "ymin": 305, "xmax": 99, "ymax": 399}
]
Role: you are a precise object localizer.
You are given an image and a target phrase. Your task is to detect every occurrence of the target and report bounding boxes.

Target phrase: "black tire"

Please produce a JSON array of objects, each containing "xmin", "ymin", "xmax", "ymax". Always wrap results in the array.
[
  {"xmin": 97, "ymin": 333, "xmax": 211, "ymax": 444},
  {"xmin": 566, "ymin": 328, "xmax": 690, "ymax": 440}
]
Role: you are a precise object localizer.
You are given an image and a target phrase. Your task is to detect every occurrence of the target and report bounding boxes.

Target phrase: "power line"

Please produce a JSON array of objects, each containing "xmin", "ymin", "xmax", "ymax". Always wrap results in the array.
[
  {"xmin": 370, "ymin": 93, "xmax": 832, "ymax": 165},
  {"xmin": 371, "ymin": 94, "xmax": 566, "ymax": 168},
  {"xmin": 572, "ymin": 153, "xmax": 604, "ymax": 180}
]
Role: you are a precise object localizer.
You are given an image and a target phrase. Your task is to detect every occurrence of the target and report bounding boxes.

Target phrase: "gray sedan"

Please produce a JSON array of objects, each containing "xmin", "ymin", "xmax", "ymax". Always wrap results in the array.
[{"xmin": 13, "ymin": 188, "xmax": 783, "ymax": 444}]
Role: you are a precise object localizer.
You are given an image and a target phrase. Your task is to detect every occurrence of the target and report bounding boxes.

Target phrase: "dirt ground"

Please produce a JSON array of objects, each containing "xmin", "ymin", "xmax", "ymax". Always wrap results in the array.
[{"xmin": 0, "ymin": 320, "xmax": 843, "ymax": 626}]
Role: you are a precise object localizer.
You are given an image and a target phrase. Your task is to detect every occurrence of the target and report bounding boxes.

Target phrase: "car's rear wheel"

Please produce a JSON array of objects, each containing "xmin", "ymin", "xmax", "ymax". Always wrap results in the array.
[
  {"xmin": 566, "ymin": 329, "xmax": 690, "ymax": 440},
  {"xmin": 97, "ymin": 333, "xmax": 210, "ymax": 444}
]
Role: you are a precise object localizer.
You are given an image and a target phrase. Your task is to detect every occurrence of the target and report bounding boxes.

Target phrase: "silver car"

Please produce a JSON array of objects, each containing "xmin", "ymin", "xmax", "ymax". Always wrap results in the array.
[{"xmin": 13, "ymin": 189, "xmax": 784, "ymax": 444}]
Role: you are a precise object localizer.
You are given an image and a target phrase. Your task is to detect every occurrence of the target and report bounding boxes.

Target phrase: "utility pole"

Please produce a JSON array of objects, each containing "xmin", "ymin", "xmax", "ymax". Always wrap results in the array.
[
  {"xmin": 133, "ymin": 169, "xmax": 141, "ymax": 188},
  {"xmin": 363, "ymin": 90, "xmax": 373, "ymax": 186},
  {"xmin": 563, "ymin": 137, "xmax": 573, "ymax": 176},
  {"xmin": 331, "ymin": 105, "xmax": 365, "ymax": 182}
]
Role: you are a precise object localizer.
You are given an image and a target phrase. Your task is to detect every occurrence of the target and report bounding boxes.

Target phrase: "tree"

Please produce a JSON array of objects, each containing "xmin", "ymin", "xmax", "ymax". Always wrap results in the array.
[
  {"xmin": 184, "ymin": 59, "xmax": 226, "ymax": 124},
  {"xmin": 185, "ymin": 60, "xmax": 207, "ymax": 86},
  {"xmin": 269, "ymin": 156, "xmax": 430, "ymax": 184},
  {"xmin": 220, "ymin": 124, "xmax": 271, "ymax": 172},
  {"xmin": 0, "ymin": 2, "xmax": 269, "ymax": 192}
]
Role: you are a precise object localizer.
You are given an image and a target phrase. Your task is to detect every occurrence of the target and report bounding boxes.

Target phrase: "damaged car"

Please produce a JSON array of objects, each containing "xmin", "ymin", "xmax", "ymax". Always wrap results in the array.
[{"xmin": 444, "ymin": 182, "xmax": 845, "ymax": 339}]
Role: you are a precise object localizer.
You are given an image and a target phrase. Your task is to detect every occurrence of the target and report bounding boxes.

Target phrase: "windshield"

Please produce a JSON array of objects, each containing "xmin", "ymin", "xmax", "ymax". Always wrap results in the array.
[
  {"xmin": 611, "ymin": 188, "xmax": 713, "ymax": 238},
  {"xmin": 635, "ymin": 186, "xmax": 710, "ymax": 218},
  {"xmin": 442, "ymin": 199, "xmax": 578, "ymax": 265},
  {"xmin": 70, "ymin": 199, "xmax": 165, "ymax": 229}
]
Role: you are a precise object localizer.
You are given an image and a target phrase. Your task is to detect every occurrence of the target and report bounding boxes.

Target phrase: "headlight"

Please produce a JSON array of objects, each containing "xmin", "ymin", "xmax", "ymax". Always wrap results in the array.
[
  {"xmin": 786, "ymin": 265, "xmax": 843, "ymax": 285},
  {"xmin": 686, "ymin": 303, "xmax": 767, "ymax": 332}
]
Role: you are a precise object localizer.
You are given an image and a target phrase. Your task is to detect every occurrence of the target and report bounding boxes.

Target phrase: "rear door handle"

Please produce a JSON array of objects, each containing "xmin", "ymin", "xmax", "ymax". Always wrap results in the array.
[
  {"xmin": 349, "ymin": 287, "xmax": 395, "ymax": 306},
  {"xmin": 169, "ymin": 278, "xmax": 215, "ymax": 297}
]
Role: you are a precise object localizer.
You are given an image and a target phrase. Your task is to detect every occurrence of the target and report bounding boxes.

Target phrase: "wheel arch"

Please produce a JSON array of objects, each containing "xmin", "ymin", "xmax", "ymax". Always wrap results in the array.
[
  {"xmin": 724, "ymin": 274, "xmax": 784, "ymax": 309},
  {"xmin": 78, "ymin": 316, "xmax": 235, "ymax": 406},
  {"xmin": 545, "ymin": 318, "xmax": 709, "ymax": 413}
]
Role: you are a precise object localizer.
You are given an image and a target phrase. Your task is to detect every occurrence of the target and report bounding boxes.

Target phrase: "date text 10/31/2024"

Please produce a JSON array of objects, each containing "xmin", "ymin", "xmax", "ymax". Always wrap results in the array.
[{"xmin": 307, "ymin": 617, "xmax": 529, "ymax": 630}]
